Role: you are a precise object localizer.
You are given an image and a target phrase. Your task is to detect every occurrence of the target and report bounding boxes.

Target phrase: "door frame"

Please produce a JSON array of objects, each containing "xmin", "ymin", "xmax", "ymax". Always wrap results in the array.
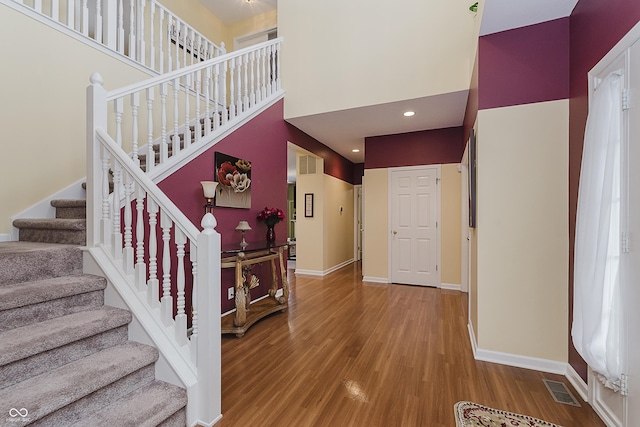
[
  {"xmin": 354, "ymin": 185, "xmax": 363, "ymax": 262},
  {"xmin": 387, "ymin": 165, "xmax": 441, "ymax": 287}
]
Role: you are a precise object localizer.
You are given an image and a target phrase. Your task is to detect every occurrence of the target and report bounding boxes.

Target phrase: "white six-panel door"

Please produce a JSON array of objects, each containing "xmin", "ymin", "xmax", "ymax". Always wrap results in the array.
[{"xmin": 389, "ymin": 166, "xmax": 440, "ymax": 286}]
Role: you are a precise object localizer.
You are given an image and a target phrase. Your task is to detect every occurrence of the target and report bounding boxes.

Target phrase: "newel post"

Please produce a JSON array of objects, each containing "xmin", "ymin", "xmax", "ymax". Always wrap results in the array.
[
  {"xmin": 192, "ymin": 213, "xmax": 222, "ymax": 425},
  {"xmin": 86, "ymin": 73, "xmax": 108, "ymax": 247}
]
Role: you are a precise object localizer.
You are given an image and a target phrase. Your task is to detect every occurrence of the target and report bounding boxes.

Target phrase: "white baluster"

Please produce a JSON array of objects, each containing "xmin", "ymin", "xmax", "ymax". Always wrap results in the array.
[
  {"xmin": 190, "ymin": 244, "xmax": 198, "ymax": 364},
  {"xmin": 167, "ymin": 14, "xmax": 173, "ymax": 72},
  {"xmin": 51, "ymin": 0, "xmax": 59, "ymax": 21},
  {"xmin": 249, "ymin": 51, "xmax": 256, "ymax": 107},
  {"xmin": 147, "ymin": 199, "xmax": 159, "ymax": 308},
  {"xmin": 81, "ymin": 0, "xmax": 88, "ymax": 36},
  {"xmin": 149, "ymin": 1, "xmax": 155, "ymax": 71},
  {"xmin": 237, "ymin": 55, "xmax": 244, "ymax": 114},
  {"xmin": 158, "ymin": 8, "xmax": 164, "ymax": 73},
  {"xmin": 131, "ymin": 92, "xmax": 139, "ymax": 166},
  {"xmin": 104, "ymin": 0, "xmax": 117, "ymax": 49},
  {"xmin": 67, "ymin": 0, "xmax": 75, "ymax": 30},
  {"xmin": 222, "ymin": 61, "xmax": 228, "ymax": 125},
  {"xmin": 160, "ymin": 210, "xmax": 173, "ymax": 326},
  {"xmin": 190, "ymin": 29, "xmax": 196, "ymax": 66},
  {"xmin": 243, "ymin": 53, "xmax": 249, "ymax": 111},
  {"xmin": 261, "ymin": 47, "xmax": 267, "ymax": 100},
  {"xmin": 146, "ymin": 87, "xmax": 155, "ymax": 172},
  {"xmin": 174, "ymin": 18, "xmax": 181, "ymax": 70},
  {"xmin": 160, "ymin": 82, "xmax": 168, "ymax": 162},
  {"xmin": 114, "ymin": 98, "xmax": 123, "ymax": 148},
  {"xmin": 172, "ymin": 78, "xmax": 180, "ymax": 156},
  {"xmin": 117, "ymin": 0, "xmax": 124, "ymax": 53},
  {"xmin": 101, "ymin": 146, "xmax": 112, "ymax": 245},
  {"xmin": 229, "ymin": 58, "xmax": 235, "ymax": 120},
  {"xmin": 212, "ymin": 65, "xmax": 219, "ymax": 131},
  {"xmin": 175, "ymin": 228, "xmax": 187, "ymax": 345},
  {"xmin": 128, "ymin": 0, "xmax": 135, "ymax": 60},
  {"xmin": 135, "ymin": 184, "xmax": 146, "ymax": 290},
  {"xmin": 255, "ymin": 48, "xmax": 262, "ymax": 103},
  {"xmin": 123, "ymin": 171, "xmax": 134, "ymax": 275},
  {"xmin": 195, "ymin": 70, "xmax": 201, "ymax": 142},
  {"xmin": 276, "ymin": 42, "xmax": 281, "ymax": 90},
  {"xmin": 137, "ymin": 0, "xmax": 145, "ymax": 65},
  {"xmin": 182, "ymin": 22, "xmax": 187, "ymax": 67},
  {"xmin": 267, "ymin": 45, "xmax": 273, "ymax": 96},
  {"xmin": 184, "ymin": 74, "xmax": 191, "ymax": 149},
  {"xmin": 204, "ymin": 66, "xmax": 212, "ymax": 135},
  {"xmin": 34, "ymin": 0, "xmax": 42, "ymax": 13},
  {"xmin": 95, "ymin": 0, "xmax": 102, "ymax": 43},
  {"xmin": 111, "ymin": 162, "xmax": 123, "ymax": 260}
]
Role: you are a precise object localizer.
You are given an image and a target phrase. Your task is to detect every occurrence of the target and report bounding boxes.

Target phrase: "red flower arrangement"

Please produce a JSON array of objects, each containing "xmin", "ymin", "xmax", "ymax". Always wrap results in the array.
[{"xmin": 257, "ymin": 207, "xmax": 285, "ymax": 227}]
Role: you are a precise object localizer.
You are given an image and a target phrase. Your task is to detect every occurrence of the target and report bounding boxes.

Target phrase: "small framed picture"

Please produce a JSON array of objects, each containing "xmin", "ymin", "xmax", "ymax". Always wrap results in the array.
[{"xmin": 304, "ymin": 193, "xmax": 314, "ymax": 217}]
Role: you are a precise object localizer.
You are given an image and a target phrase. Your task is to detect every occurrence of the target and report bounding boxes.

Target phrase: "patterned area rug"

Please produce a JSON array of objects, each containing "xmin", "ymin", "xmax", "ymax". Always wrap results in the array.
[{"xmin": 454, "ymin": 401, "xmax": 563, "ymax": 427}]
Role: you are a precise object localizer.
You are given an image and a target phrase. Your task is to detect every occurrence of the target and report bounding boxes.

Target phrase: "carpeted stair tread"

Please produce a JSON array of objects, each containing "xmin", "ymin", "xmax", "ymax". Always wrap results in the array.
[
  {"xmin": 0, "ymin": 306, "xmax": 131, "ymax": 366},
  {"xmin": 13, "ymin": 218, "xmax": 86, "ymax": 230},
  {"xmin": 50, "ymin": 199, "xmax": 86, "ymax": 208},
  {"xmin": 70, "ymin": 380, "xmax": 187, "ymax": 427},
  {"xmin": 0, "ymin": 242, "xmax": 82, "ymax": 285},
  {"xmin": 0, "ymin": 274, "xmax": 105, "ymax": 311},
  {"xmin": 0, "ymin": 341, "xmax": 158, "ymax": 424}
]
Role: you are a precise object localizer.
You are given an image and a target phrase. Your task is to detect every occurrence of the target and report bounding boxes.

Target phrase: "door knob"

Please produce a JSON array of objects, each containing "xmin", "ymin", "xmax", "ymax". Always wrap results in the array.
[{"xmin": 393, "ymin": 230, "xmax": 398, "ymax": 235}]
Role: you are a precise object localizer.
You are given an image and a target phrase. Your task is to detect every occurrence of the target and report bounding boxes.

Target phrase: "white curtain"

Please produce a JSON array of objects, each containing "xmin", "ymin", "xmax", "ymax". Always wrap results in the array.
[{"xmin": 572, "ymin": 71, "xmax": 623, "ymax": 391}]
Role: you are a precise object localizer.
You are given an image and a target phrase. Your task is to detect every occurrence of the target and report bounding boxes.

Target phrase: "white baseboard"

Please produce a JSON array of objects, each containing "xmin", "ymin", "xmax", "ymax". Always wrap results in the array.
[
  {"xmin": 295, "ymin": 259, "xmax": 354, "ymax": 277},
  {"xmin": 565, "ymin": 363, "xmax": 589, "ymax": 402},
  {"xmin": 440, "ymin": 282, "xmax": 461, "ymax": 291},
  {"xmin": 0, "ymin": 233, "xmax": 11, "ymax": 242},
  {"xmin": 473, "ymin": 345, "xmax": 566, "ymax": 375},
  {"xmin": 362, "ymin": 276, "xmax": 389, "ymax": 284}
]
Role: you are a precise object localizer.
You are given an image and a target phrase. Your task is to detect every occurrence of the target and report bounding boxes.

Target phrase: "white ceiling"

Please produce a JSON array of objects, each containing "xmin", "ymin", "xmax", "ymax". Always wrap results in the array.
[{"xmin": 202, "ymin": 0, "xmax": 579, "ymax": 165}]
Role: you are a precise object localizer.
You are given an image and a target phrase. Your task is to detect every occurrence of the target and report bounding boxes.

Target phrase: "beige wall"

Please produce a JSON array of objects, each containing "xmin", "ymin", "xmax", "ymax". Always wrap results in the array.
[
  {"xmin": 362, "ymin": 168, "xmax": 389, "ymax": 281},
  {"xmin": 157, "ymin": 0, "xmax": 229, "ymax": 49},
  {"xmin": 278, "ymin": 0, "xmax": 478, "ymax": 119},
  {"xmin": 0, "ymin": 5, "xmax": 157, "ymax": 235},
  {"xmin": 441, "ymin": 164, "xmax": 462, "ymax": 285},
  {"xmin": 229, "ymin": 10, "xmax": 278, "ymax": 46},
  {"xmin": 476, "ymin": 100, "xmax": 569, "ymax": 362},
  {"xmin": 295, "ymin": 154, "xmax": 325, "ymax": 272},
  {"xmin": 323, "ymin": 175, "xmax": 354, "ymax": 270}
]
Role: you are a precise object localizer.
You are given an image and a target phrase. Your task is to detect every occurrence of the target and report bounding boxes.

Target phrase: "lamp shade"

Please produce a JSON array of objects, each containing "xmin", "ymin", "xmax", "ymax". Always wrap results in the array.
[
  {"xmin": 201, "ymin": 181, "xmax": 218, "ymax": 198},
  {"xmin": 235, "ymin": 220, "xmax": 252, "ymax": 231}
]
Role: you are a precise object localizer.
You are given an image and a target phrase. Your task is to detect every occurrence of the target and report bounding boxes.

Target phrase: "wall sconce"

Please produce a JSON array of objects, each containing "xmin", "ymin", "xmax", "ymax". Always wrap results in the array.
[
  {"xmin": 201, "ymin": 181, "xmax": 218, "ymax": 213},
  {"xmin": 235, "ymin": 220, "xmax": 252, "ymax": 249}
]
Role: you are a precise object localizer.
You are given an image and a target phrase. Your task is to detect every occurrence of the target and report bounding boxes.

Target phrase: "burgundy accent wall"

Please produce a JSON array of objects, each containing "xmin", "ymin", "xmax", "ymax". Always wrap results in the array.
[
  {"xmin": 568, "ymin": 0, "xmax": 640, "ymax": 381},
  {"xmin": 463, "ymin": 49, "xmax": 479, "ymax": 145},
  {"xmin": 364, "ymin": 127, "xmax": 465, "ymax": 169},
  {"xmin": 353, "ymin": 163, "xmax": 364, "ymax": 185},
  {"xmin": 158, "ymin": 99, "xmax": 355, "ymax": 312},
  {"xmin": 286, "ymin": 122, "xmax": 356, "ymax": 184},
  {"xmin": 479, "ymin": 18, "xmax": 570, "ymax": 110}
]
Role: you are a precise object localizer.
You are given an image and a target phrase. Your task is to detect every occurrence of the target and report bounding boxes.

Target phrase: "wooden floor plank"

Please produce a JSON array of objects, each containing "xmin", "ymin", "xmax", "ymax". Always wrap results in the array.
[{"xmin": 217, "ymin": 262, "xmax": 605, "ymax": 426}]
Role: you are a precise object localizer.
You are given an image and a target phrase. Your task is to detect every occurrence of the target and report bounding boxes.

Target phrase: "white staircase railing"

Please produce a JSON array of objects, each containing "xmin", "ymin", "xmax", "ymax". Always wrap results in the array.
[
  {"xmin": 106, "ymin": 38, "xmax": 282, "ymax": 179},
  {"xmin": 86, "ymin": 39, "xmax": 282, "ymax": 426},
  {"xmin": 6, "ymin": 0, "xmax": 226, "ymax": 74}
]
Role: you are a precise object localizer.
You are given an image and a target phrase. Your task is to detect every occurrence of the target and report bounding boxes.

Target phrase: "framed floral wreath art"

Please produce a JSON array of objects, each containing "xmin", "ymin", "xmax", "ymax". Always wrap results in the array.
[{"xmin": 214, "ymin": 152, "xmax": 252, "ymax": 209}]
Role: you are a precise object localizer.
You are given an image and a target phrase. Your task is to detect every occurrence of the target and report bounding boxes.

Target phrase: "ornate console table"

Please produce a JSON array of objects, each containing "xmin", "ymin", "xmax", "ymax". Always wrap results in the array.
[{"xmin": 220, "ymin": 241, "xmax": 289, "ymax": 337}]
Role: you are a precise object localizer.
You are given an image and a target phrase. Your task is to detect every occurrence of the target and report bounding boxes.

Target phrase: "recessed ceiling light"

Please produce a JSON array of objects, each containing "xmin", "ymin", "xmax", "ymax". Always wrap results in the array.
[
  {"xmin": 352, "ymin": 149, "xmax": 360, "ymax": 153},
  {"xmin": 403, "ymin": 111, "xmax": 415, "ymax": 117}
]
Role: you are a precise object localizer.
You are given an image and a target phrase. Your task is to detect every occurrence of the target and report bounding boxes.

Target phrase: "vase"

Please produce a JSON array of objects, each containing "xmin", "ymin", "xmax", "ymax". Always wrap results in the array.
[{"xmin": 266, "ymin": 225, "xmax": 276, "ymax": 242}]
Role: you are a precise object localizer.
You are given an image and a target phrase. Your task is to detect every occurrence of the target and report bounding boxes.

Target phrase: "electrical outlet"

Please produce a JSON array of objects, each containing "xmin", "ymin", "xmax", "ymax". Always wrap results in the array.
[{"xmin": 228, "ymin": 287, "xmax": 234, "ymax": 300}]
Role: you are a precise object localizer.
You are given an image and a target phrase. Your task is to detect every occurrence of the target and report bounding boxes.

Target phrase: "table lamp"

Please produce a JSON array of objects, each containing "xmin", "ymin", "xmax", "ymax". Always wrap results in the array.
[{"xmin": 235, "ymin": 220, "xmax": 252, "ymax": 249}]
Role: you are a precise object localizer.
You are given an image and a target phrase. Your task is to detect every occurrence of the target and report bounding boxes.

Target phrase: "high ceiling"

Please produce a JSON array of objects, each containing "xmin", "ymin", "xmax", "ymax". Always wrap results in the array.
[{"xmin": 200, "ymin": 0, "xmax": 579, "ymax": 165}]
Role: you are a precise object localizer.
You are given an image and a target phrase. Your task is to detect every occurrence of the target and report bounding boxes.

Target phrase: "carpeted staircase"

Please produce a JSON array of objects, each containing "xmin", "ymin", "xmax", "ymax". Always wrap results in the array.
[{"xmin": 1, "ymin": 199, "xmax": 187, "ymax": 426}]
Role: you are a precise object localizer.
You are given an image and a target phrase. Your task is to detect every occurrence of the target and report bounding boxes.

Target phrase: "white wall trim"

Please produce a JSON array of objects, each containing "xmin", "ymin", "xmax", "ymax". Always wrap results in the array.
[
  {"xmin": 363, "ymin": 276, "xmax": 389, "ymax": 284},
  {"xmin": 440, "ymin": 282, "xmax": 461, "ymax": 291},
  {"xmin": 589, "ymin": 369, "xmax": 623, "ymax": 427},
  {"xmin": 467, "ymin": 323, "xmax": 478, "ymax": 357},
  {"xmin": 473, "ymin": 347, "xmax": 567, "ymax": 375},
  {"xmin": 295, "ymin": 258, "xmax": 354, "ymax": 277},
  {"xmin": 566, "ymin": 363, "xmax": 589, "ymax": 403}
]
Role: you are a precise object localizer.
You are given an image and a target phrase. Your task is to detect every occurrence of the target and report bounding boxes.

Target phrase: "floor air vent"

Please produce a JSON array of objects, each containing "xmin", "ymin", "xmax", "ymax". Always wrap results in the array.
[{"xmin": 542, "ymin": 379, "xmax": 581, "ymax": 407}]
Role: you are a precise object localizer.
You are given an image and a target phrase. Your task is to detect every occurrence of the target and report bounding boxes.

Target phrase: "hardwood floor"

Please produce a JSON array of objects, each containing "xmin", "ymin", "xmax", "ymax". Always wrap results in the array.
[{"xmin": 217, "ymin": 262, "xmax": 605, "ymax": 426}]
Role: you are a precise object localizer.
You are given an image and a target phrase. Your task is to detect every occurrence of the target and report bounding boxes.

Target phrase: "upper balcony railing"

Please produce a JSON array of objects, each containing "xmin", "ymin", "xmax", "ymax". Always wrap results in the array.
[{"xmin": 7, "ymin": 0, "xmax": 226, "ymax": 74}]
